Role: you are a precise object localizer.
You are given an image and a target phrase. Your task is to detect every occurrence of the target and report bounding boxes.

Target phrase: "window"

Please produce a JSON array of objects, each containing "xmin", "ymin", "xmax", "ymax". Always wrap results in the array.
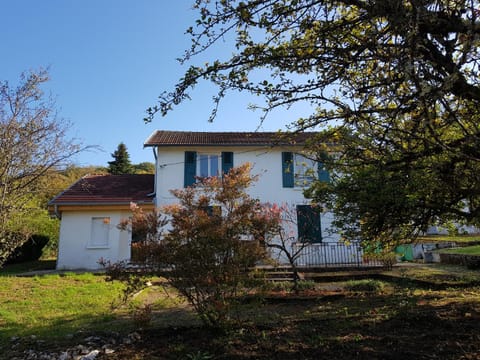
[
  {"xmin": 296, "ymin": 205, "xmax": 322, "ymax": 243},
  {"xmin": 282, "ymin": 152, "xmax": 330, "ymax": 188},
  {"xmin": 202, "ymin": 205, "xmax": 222, "ymax": 217},
  {"xmin": 294, "ymin": 154, "xmax": 316, "ymax": 187},
  {"xmin": 89, "ymin": 217, "xmax": 110, "ymax": 248},
  {"xmin": 184, "ymin": 151, "xmax": 234, "ymax": 187},
  {"xmin": 199, "ymin": 154, "xmax": 220, "ymax": 177}
]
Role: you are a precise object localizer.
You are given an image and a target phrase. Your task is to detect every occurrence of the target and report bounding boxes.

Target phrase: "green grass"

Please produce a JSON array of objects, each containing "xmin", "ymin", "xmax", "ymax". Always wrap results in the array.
[
  {"xmin": 418, "ymin": 234, "xmax": 480, "ymax": 244},
  {"xmin": 439, "ymin": 245, "xmax": 480, "ymax": 255},
  {"xmin": 0, "ymin": 272, "xmax": 127, "ymax": 342}
]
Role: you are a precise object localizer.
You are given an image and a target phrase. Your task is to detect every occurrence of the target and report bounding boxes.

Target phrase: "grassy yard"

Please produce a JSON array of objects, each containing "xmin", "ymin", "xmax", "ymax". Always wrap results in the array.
[
  {"xmin": 418, "ymin": 234, "xmax": 480, "ymax": 244},
  {"xmin": 439, "ymin": 245, "xmax": 480, "ymax": 256},
  {"xmin": 1, "ymin": 263, "xmax": 479, "ymax": 359},
  {"xmin": 0, "ymin": 272, "xmax": 128, "ymax": 342}
]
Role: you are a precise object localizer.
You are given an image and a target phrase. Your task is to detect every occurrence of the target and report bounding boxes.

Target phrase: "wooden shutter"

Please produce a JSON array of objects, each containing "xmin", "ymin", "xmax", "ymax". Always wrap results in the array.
[
  {"xmin": 317, "ymin": 162, "xmax": 330, "ymax": 183},
  {"xmin": 222, "ymin": 152, "xmax": 234, "ymax": 175},
  {"xmin": 184, "ymin": 151, "xmax": 197, "ymax": 187},
  {"xmin": 296, "ymin": 205, "xmax": 322, "ymax": 243},
  {"xmin": 282, "ymin": 152, "xmax": 294, "ymax": 188}
]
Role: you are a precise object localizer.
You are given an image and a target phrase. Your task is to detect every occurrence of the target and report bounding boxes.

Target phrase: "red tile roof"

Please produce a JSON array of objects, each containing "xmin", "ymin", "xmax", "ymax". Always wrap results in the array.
[
  {"xmin": 49, "ymin": 174, "xmax": 154, "ymax": 205},
  {"xmin": 144, "ymin": 131, "xmax": 318, "ymax": 147}
]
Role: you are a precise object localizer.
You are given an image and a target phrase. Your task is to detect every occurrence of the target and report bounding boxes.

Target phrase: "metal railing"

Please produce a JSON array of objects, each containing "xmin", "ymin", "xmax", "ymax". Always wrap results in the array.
[{"xmin": 292, "ymin": 242, "xmax": 383, "ymax": 268}]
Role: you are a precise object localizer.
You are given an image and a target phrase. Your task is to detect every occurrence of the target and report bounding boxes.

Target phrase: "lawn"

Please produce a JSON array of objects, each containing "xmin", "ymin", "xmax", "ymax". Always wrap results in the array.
[
  {"xmin": 439, "ymin": 245, "xmax": 480, "ymax": 256},
  {"xmin": 417, "ymin": 234, "xmax": 480, "ymax": 244},
  {"xmin": 1, "ymin": 263, "xmax": 480, "ymax": 359},
  {"xmin": 0, "ymin": 272, "xmax": 127, "ymax": 342}
]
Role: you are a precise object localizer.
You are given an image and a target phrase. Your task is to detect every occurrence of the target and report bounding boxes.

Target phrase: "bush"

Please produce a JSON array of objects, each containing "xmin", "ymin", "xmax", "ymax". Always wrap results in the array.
[
  {"xmin": 107, "ymin": 164, "xmax": 281, "ymax": 329},
  {"xmin": 5, "ymin": 234, "xmax": 50, "ymax": 264},
  {"xmin": 345, "ymin": 279, "xmax": 385, "ymax": 293}
]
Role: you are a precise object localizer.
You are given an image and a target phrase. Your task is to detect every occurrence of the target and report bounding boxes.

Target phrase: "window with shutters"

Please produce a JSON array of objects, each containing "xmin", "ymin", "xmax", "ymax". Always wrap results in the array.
[
  {"xmin": 184, "ymin": 151, "xmax": 234, "ymax": 187},
  {"xmin": 294, "ymin": 154, "xmax": 316, "ymax": 187},
  {"xmin": 282, "ymin": 152, "xmax": 330, "ymax": 188},
  {"xmin": 296, "ymin": 205, "xmax": 322, "ymax": 243}
]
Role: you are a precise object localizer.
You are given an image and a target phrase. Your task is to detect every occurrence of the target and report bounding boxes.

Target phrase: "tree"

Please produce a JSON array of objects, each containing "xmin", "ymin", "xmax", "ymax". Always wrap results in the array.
[
  {"xmin": 0, "ymin": 69, "xmax": 86, "ymax": 265},
  {"xmin": 105, "ymin": 164, "xmax": 280, "ymax": 327},
  {"xmin": 132, "ymin": 162, "xmax": 155, "ymax": 174},
  {"xmin": 148, "ymin": 1, "xmax": 480, "ymax": 245},
  {"xmin": 108, "ymin": 142, "xmax": 133, "ymax": 174}
]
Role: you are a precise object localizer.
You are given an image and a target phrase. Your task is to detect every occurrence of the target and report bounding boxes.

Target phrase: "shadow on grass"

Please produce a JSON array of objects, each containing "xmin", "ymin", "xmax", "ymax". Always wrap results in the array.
[{"xmin": 107, "ymin": 298, "xmax": 480, "ymax": 360}]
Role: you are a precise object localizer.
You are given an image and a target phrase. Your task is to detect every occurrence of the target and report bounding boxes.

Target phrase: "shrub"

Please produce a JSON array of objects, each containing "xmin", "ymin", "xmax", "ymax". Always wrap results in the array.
[
  {"xmin": 106, "ymin": 164, "xmax": 281, "ymax": 328},
  {"xmin": 5, "ymin": 234, "xmax": 50, "ymax": 264},
  {"xmin": 345, "ymin": 279, "xmax": 385, "ymax": 293}
]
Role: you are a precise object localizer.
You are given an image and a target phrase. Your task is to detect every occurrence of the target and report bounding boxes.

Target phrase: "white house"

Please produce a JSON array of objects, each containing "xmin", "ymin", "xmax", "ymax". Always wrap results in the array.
[
  {"xmin": 50, "ymin": 131, "xmax": 364, "ymax": 270},
  {"xmin": 144, "ymin": 131, "xmax": 360, "ymax": 266},
  {"xmin": 49, "ymin": 174, "xmax": 154, "ymax": 269}
]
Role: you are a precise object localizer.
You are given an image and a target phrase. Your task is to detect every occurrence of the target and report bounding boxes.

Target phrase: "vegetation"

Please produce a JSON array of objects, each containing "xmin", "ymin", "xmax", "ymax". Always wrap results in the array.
[
  {"xmin": 2, "ymin": 264, "xmax": 480, "ymax": 359},
  {"xmin": 0, "ymin": 272, "xmax": 125, "ymax": 341},
  {"xmin": 107, "ymin": 142, "xmax": 133, "ymax": 175},
  {"xmin": 107, "ymin": 164, "xmax": 280, "ymax": 328},
  {"xmin": 418, "ymin": 234, "xmax": 480, "ymax": 244},
  {"xmin": 148, "ymin": 0, "xmax": 480, "ymax": 248},
  {"xmin": 440, "ymin": 245, "xmax": 480, "ymax": 256},
  {"xmin": 0, "ymin": 69, "xmax": 87, "ymax": 266}
]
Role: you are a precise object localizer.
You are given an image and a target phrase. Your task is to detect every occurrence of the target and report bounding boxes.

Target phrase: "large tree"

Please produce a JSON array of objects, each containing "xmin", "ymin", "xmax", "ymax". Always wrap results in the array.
[
  {"xmin": 108, "ymin": 142, "xmax": 133, "ymax": 175},
  {"xmin": 148, "ymin": 1, "xmax": 480, "ymax": 245},
  {"xmin": 0, "ymin": 69, "xmax": 86, "ymax": 265}
]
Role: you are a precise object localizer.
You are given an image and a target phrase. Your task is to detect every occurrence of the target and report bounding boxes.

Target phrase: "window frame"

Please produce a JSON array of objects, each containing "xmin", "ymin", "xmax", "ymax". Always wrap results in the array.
[
  {"xmin": 198, "ymin": 153, "xmax": 221, "ymax": 178},
  {"xmin": 296, "ymin": 205, "xmax": 322, "ymax": 243},
  {"xmin": 87, "ymin": 217, "xmax": 110, "ymax": 249}
]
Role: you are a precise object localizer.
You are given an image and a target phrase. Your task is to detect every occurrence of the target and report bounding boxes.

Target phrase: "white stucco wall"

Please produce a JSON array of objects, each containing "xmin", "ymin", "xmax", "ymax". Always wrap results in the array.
[
  {"xmin": 154, "ymin": 146, "xmax": 340, "ymax": 248},
  {"xmin": 56, "ymin": 210, "xmax": 131, "ymax": 270}
]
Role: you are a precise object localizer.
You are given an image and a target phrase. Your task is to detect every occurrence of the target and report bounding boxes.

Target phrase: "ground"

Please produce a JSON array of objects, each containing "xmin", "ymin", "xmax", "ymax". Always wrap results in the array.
[{"xmin": 2, "ymin": 263, "xmax": 480, "ymax": 359}]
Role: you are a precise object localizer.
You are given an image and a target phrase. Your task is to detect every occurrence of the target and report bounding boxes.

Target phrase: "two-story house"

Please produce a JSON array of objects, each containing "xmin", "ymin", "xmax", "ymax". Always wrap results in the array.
[{"xmin": 50, "ymin": 131, "xmax": 359, "ymax": 270}]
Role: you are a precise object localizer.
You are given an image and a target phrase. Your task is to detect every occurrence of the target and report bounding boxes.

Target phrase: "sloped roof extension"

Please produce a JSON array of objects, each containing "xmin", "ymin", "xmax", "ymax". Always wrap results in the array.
[{"xmin": 49, "ymin": 174, "xmax": 154, "ymax": 206}]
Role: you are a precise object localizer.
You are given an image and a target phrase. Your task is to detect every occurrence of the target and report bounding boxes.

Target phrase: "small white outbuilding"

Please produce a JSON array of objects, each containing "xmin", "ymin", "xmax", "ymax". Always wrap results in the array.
[{"xmin": 48, "ymin": 174, "xmax": 154, "ymax": 270}]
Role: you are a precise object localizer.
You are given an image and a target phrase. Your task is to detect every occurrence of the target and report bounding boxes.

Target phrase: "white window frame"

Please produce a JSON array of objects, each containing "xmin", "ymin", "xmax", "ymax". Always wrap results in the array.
[
  {"xmin": 88, "ymin": 217, "xmax": 110, "ymax": 249},
  {"xmin": 198, "ymin": 153, "xmax": 221, "ymax": 178}
]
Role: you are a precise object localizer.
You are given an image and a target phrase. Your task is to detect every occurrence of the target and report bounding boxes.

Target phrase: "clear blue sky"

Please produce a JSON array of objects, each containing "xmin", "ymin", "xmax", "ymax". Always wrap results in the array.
[{"xmin": 1, "ymin": 1, "xmax": 307, "ymax": 167}]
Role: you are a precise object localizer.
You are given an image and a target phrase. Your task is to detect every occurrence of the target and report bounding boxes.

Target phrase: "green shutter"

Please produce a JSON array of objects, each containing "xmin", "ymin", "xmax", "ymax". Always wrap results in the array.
[
  {"xmin": 282, "ymin": 152, "xmax": 294, "ymax": 188},
  {"xmin": 317, "ymin": 162, "xmax": 330, "ymax": 183},
  {"xmin": 222, "ymin": 152, "xmax": 234, "ymax": 175},
  {"xmin": 296, "ymin": 205, "xmax": 322, "ymax": 243},
  {"xmin": 184, "ymin": 151, "xmax": 197, "ymax": 187}
]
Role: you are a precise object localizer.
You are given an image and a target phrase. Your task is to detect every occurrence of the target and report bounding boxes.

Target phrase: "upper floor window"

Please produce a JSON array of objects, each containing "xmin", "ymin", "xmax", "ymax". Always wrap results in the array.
[
  {"xmin": 282, "ymin": 152, "xmax": 330, "ymax": 188},
  {"xmin": 294, "ymin": 154, "xmax": 317, "ymax": 187},
  {"xmin": 184, "ymin": 151, "xmax": 234, "ymax": 187},
  {"xmin": 199, "ymin": 154, "xmax": 220, "ymax": 177}
]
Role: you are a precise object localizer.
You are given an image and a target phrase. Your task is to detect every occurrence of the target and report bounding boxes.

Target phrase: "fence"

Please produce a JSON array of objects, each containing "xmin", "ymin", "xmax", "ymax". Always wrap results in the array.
[{"xmin": 292, "ymin": 242, "xmax": 383, "ymax": 268}]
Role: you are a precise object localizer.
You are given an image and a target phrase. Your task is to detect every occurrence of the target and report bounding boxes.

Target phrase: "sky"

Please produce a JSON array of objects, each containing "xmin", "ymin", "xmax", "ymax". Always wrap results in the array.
[{"xmin": 0, "ymin": 0, "xmax": 308, "ymax": 167}]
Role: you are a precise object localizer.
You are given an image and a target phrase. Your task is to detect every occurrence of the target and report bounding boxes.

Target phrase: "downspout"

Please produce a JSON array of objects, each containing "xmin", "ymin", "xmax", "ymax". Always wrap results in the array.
[
  {"xmin": 54, "ymin": 204, "xmax": 61, "ymax": 219},
  {"xmin": 148, "ymin": 147, "xmax": 158, "ymax": 202}
]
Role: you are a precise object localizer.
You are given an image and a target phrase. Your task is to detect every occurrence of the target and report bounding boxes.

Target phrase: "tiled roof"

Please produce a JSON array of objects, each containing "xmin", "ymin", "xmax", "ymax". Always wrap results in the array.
[
  {"xmin": 49, "ymin": 174, "xmax": 154, "ymax": 205},
  {"xmin": 144, "ymin": 131, "xmax": 318, "ymax": 147}
]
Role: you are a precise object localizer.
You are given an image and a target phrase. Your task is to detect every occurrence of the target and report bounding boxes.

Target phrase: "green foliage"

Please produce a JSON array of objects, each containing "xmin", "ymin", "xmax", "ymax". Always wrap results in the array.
[
  {"xmin": 6, "ymin": 234, "xmax": 50, "ymax": 264},
  {"xmin": 262, "ymin": 280, "xmax": 316, "ymax": 293},
  {"xmin": 132, "ymin": 162, "xmax": 155, "ymax": 174},
  {"xmin": 108, "ymin": 142, "xmax": 133, "ymax": 174},
  {"xmin": 345, "ymin": 279, "xmax": 386, "ymax": 294},
  {"xmin": 151, "ymin": 0, "xmax": 480, "ymax": 246},
  {"xmin": 0, "ymin": 70, "xmax": 86, "ymax": 266}
]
